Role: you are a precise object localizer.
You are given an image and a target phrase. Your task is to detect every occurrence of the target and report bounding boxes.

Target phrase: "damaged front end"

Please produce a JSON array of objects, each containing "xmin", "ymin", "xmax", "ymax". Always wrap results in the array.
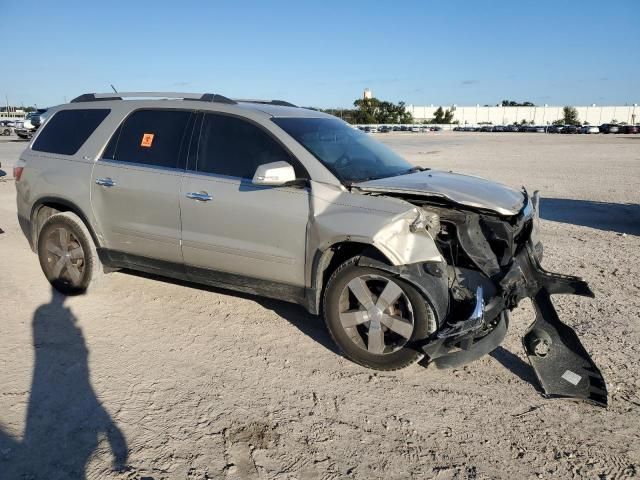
[{"xmin": 369, "ymin": 190, "xmax": 607, "ymax": 407}]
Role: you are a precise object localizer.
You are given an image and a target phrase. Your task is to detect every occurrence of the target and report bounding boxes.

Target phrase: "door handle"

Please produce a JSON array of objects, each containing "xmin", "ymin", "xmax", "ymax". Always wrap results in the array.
[
  {"xmin": 186, "ymin": 191, "xmax": 212, "ymax": 201},
  {"xmin": 95, "ymin": 177, "xmax": 116, "ymax": 187}
]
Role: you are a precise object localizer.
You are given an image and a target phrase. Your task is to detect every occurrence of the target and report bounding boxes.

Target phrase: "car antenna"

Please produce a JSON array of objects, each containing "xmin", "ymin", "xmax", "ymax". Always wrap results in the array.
[{"xmin": 110, "ymin": 84, "xmax": 118, "ymax": 94}]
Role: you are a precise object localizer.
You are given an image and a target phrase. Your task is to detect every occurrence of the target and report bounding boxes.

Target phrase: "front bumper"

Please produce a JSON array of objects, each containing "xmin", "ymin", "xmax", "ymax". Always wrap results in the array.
[
  {"xmin": 419, "ymin": 243, "xmax": 607, "ymax": 407},
  {"xmin": 14, "ymin": 128, "xmax": 33, "ymax": 139}
]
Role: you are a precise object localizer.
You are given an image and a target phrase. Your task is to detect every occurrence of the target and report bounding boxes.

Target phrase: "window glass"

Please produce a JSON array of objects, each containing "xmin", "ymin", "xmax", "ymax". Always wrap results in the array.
[
  {"xmin": 272, "ymin": 117, "xmax": 415, "ymax": 184},
  {"xmin": 32, "ymin": 109, "xmax": 110, "ymax": 155},
  {"xmin": 196, "ymin": 113, "xmax": 294, "ymax": 179},
  {"xmin": 103, "ymin": 109, "xmax": 192, "ymax": 169}
]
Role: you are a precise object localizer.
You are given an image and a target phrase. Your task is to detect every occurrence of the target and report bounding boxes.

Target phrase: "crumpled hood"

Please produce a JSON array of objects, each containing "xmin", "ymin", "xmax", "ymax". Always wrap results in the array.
[{"xmin": 354, "ymin": 170, "xmax": 525, "ymax": 216}]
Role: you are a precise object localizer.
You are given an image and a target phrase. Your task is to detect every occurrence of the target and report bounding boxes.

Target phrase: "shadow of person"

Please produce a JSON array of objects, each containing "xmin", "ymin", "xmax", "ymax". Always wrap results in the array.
[{"xmin": 0, "ymin": 289, "xmax": 128, "ymax": 479}]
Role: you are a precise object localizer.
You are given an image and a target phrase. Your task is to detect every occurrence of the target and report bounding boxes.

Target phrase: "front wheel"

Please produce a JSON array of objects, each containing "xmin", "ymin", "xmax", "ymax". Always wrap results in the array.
[
  {"xmin": 323, "ymin": 257, "xmax": 437, "ymax": 371},
  {"xmin": 37, "ymin": 212, "xmax": 102, "ymax": 295}
]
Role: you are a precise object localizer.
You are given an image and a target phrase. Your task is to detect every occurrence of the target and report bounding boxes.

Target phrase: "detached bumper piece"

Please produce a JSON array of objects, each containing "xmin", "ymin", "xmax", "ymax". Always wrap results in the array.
[
  {"xmin": 524, "ymin": 290, "xmax": 607, "ymax": 407},
  {"xmin": 419, "ymin": 243, "xmax": 607, "ymax": 407},
  {"xmin": 503, "ymin": 245, "xmax": 608, "ymax": 407}
]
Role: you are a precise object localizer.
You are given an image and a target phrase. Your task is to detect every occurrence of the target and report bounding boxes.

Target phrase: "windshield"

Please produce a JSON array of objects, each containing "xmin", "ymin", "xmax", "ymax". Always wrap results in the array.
[{"xmin": 272, "ymin": 117, "xmax": 415, "ymax": 184}]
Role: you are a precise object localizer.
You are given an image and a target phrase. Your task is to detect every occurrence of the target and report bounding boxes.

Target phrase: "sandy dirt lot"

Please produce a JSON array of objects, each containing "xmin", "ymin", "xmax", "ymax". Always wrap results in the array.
[{"xmin": 1, "ymin": 132, "xmax": 639, "ymax": 479}]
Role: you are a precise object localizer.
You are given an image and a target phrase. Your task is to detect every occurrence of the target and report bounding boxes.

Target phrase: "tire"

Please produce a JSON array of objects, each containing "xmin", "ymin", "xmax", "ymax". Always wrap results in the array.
[
  {"xmin": 2, "ymin": 128, "xmax": 10, "ymax": 136},
  {"xmin": 323, "ymin": 257, "xmax": 437, "ymax": 371},
  {"xmin": 37, "ymin": 212, "xmax": 102, "ymax": 295}
]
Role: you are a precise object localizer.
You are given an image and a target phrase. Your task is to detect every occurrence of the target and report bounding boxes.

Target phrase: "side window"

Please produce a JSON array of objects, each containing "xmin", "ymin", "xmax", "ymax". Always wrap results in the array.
[
  {"xmin": 103, "ymin": 109, "xmax": 192, "ymax": 169},
  {"xmin": 32, "ymin": 109, "xmax": 110, "ymax": 155},
  {"xmin": 195, "ymin": 113, "xmax": 296, "ymax": 179}
]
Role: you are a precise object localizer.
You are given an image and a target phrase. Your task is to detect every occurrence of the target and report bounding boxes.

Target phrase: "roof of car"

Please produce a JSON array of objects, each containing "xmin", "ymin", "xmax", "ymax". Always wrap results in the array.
[
  {"xmin": 66, "ymin": 92, "xmax": 333, "ymax": 120},
  {"xmin": 233, "ymin": 102, "xmax": 331, "ymax": 118}
]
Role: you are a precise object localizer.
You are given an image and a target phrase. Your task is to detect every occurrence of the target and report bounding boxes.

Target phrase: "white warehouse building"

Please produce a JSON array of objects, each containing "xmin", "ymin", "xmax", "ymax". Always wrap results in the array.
[{"xmin": 404, "ymin": 104, "xmax": 640, "ymax": 126}]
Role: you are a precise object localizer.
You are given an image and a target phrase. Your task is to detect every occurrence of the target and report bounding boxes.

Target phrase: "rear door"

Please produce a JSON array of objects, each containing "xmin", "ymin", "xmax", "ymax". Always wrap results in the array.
[
  {"xmin": 180, "ymin": 112, "xmax": 309, "ymax": 287},
  {"xmin": 91, "ymin": 109, "xmax": 193, "ymax": 264}
]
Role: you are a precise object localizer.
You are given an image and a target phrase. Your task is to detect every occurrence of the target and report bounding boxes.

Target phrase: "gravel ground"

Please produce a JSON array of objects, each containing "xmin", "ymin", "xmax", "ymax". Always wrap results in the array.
[{"xmin": 1, "ymin": 132, "xmax": 639, "ymax": 479}]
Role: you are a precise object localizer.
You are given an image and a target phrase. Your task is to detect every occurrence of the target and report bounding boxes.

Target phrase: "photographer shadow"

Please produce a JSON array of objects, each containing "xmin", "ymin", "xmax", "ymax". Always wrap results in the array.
[{"xmin": 0, "ymin": 289, "xmax": 127, "ymax": 479}]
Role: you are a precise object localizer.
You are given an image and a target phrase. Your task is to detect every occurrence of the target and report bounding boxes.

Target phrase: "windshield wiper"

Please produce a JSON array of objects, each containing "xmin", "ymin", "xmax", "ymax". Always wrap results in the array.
[{"xmin": 404, "ymin": 166, "xmax": 426, "ymax": 174}]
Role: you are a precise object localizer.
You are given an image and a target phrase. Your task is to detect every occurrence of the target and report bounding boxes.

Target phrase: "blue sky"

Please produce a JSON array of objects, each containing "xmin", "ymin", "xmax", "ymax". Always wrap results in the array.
[{"xmin": 2, "ymin": 0, "xmax": 639, "ymax": 108}]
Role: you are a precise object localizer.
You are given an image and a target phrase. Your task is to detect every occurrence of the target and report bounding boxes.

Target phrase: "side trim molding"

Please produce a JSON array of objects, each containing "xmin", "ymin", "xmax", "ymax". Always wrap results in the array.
[{"xmin": 98, "ymin": 248, "xmax": 309, "ymax": 308}]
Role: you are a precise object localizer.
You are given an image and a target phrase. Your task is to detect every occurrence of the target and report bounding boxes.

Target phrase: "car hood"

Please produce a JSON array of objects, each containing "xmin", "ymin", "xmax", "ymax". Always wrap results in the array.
[{"xmin": 354, "ymin": 170, "xmax": 525, "ymax": 216}]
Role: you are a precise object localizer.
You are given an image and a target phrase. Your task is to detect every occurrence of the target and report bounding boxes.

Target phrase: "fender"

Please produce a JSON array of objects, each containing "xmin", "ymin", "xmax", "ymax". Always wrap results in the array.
[{"xmin": 30, "ymin": 196, "xmax": 102, "ymax": 251}]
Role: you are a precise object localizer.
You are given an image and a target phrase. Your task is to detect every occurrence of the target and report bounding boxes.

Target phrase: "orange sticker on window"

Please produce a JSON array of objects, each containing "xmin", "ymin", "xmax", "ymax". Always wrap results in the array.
[{"xmin": 141, "ymin": 133, "xmax": 154, "ymax": 147}]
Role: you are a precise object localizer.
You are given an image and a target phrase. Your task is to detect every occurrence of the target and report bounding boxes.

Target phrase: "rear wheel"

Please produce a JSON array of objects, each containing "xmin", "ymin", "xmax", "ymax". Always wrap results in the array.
[
  {"xmin": 37, "ymin": 212, "xmax": 102, "ymax": 295},
  {"xmin": 323, "ymin": 257, "xmax": 437, "ymax": 370}
]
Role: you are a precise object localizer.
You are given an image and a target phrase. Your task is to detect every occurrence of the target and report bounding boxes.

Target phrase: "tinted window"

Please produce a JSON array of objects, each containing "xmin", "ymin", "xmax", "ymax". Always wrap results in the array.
[
  {"xmin": 32, "ymin": 109, "xmax": 110, "ymax": 155},
  {"xmin": 104, "ymin": 109, "xmax": 192, "ymax": 169},
  {"xmin": 195, "ymin": 113, "xmax": 294, "ymax": 179}
]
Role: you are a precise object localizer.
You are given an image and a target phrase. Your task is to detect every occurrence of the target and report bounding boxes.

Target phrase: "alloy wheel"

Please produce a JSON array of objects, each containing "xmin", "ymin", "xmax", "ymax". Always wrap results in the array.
[
  {"xmin": 338, "ymin": 274, "xmax": 415, "ymax": 355},
  {"xmin": 43, "ymin": 227, "xmax": 86, "ymax": 286}
]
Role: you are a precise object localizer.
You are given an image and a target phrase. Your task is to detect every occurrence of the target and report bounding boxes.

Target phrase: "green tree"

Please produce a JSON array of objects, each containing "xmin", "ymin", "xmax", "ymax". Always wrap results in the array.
[
  {"xmin": 443, "ymin": 108, "xmax": 454, "ymax": 123},
  {"xmin": 501, "ymin": 100, "xmax": 535, "ymax": 107},
  {"xmin": 352, "ymin": 97, "xmax": 413, "ymax": 124},
  {"xmin": 430, "ymin": 106, "xmax": 455, "ymax": 124},
  {"xmin": 432, "ymin": 106, "xmax": 445, "ymax": 123},
  {"xmin": 562, "ymin": 106, "xmax": 580, "ymax": 126}
]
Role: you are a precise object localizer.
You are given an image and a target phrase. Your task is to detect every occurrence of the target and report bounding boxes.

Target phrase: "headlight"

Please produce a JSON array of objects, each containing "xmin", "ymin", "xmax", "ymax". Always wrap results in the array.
[{"xmin": 410, "ymin": 208, "xmax": 440, "ymax": 236}]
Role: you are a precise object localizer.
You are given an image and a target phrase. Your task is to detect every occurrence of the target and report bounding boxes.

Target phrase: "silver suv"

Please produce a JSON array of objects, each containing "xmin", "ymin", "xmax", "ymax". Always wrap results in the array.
[{"xmin": 15, "ymin": 92, "xmax": 606, "ymax": 405}]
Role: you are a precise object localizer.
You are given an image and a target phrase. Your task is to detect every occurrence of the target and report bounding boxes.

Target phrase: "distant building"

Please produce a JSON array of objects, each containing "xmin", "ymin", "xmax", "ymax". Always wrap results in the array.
[
  {"xmin": 404, "ymin": 104, "xmax": 639, "ymax": 125},
  {"xmin": 363, "ymin": 88, "xmax": 372, "ymax": 100}
]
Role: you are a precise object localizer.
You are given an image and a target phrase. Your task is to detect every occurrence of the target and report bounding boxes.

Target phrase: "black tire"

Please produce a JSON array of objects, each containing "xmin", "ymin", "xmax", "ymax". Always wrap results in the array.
[
  {"xmin": 37, "ymin": 212, "xmax": 102, "ymax": 295},
  {"xmin": 323, "ymin": 257, "xmax": 437, "ymax": 371}
]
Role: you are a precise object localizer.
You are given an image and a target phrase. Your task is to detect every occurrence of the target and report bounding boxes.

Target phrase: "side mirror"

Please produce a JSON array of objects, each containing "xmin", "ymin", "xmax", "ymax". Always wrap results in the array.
[{"xmin": 252, "ymin": 161, "xmax": 296, "ymax": 186}]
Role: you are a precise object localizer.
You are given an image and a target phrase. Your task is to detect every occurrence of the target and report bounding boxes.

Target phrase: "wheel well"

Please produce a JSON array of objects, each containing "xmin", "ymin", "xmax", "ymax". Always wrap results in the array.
[
  {"xmin": 30, "ymin": 200, "xmax": 98, "ymax": 252},
  {"xmin": 312, "ymin": 241, "xmax": 390, "ymax": 315}
]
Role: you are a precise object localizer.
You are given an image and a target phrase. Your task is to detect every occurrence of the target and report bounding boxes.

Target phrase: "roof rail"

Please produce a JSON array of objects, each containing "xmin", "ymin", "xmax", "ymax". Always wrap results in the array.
[
  {"xmin": 234, "ymin": 99, "xmax": 298, "ymax": 107},
  {"xmin": 70, "ymin": 92, "xmax": 237, "ymax": 104}
]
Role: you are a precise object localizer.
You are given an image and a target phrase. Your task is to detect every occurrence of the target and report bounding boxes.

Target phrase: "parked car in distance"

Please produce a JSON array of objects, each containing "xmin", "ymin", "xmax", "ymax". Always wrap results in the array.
[
  {"xmin": 479, "ymin": 126, "xmax": 493, "ymax": 132},
  {"xmin": 599, "ymin": 124, "xmax": 620, "ymax": 134},
  {"xmin": 410, "ymin": 125, "xmax": 421, "ymax": 132},
  {"xmin": 505, "ymin": 125, "xmax": 519, "ymax": 132},
  {"xmin": 580, "ymin": 125, "xmax": 600, "ymax": 134},
  {"xmin": 14, "ymin": 109, "xmax": 49, "ymax": 139},
  {"xmin": 561, "ymin": 125, "xmax": 579, "ymax": 134},
  {"xmin": 621, "ymin": 125, "xmax": 638, "ymax": 134},
  {"xmin": 0, "ymin": 121, "xmax": 13, "ymax": 136}
]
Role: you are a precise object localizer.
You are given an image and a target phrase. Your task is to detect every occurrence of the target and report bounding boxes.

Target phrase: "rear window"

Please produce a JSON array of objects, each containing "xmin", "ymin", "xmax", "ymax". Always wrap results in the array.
[
  {"xmin": 103, "ymin": 109, "xmax": 192, "ymax": 169},
  {"xmin": 32, "ymin": 109, "xmax": 110, "ymax": 155}
]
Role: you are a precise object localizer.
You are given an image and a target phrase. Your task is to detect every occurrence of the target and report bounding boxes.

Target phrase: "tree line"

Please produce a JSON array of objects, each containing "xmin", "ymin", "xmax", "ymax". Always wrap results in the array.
[{"xmin": 320, "ymin": 98, "xmax": 457, "ymax": 125}]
